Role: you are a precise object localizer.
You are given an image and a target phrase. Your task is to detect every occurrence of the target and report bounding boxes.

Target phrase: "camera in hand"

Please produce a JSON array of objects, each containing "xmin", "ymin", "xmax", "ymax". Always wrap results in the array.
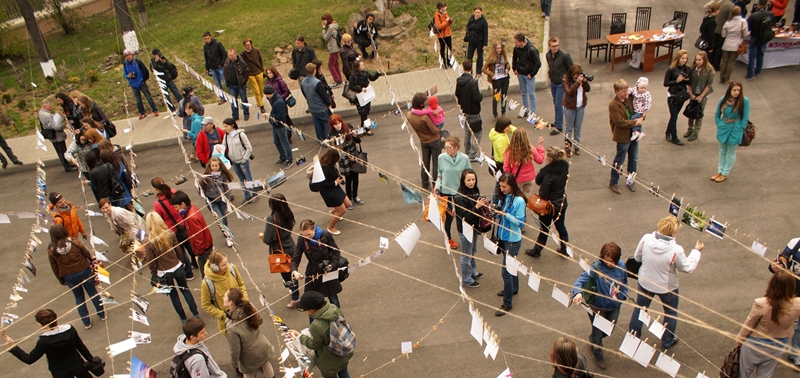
[
  {"xmin": 319, "ymin": 260, "xmax": 335, "ymax": 273},
  {"xmin": 580, "ymin": 72, "xmax": 594, "ymax": 82},
  {"xmin": 130, "ymin": 72, "xmax": 137, "ymax": 79}
]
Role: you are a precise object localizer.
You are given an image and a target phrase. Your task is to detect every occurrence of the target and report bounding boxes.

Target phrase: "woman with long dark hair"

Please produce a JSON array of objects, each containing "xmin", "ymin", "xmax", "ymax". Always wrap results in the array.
[
  {"xmin": 526, "ymin": 146, "xmax": 570, "ymax": 258},
  {"xmin": 311, "ymin": 149, "xmax": 352, "ymax": 235},
  {"xmin": 434, "ymin": 2, "xmax": 454, "ymax": 68},
  {"xmin": 663, "ymin": 49, "xmax": 691, "ymax": 145},
  {"xmin": 348, "ymin": 57, "xmax": 382, "ymax": 135},
  {"xmin": 223, "ymin": 287, "xmax": 275, "ymax": 378},
  {"xmin": 262, "ymin": 193, "xmax": 300, "ymax": 308},
  {"xmin": 265, "ymin": 66, "xmax": 294, "ymax": 134},
  {"xmin": 65, "ymin": 129, "xmax": 93, "ymax": 178},
  {"xmin": 75, "ymin": 95, "xmax": 110, "ymax": 132},
  {"xmin": 55, "ymin": 93, "xmax": 81, "ymax": 131},
  {"xmin": 482, "ymin": 41, "xmax": 511, "ymax": 118},
  {"xmin": 137, "ymin": 212, "xmax": 199, "ymax": 322},
  {"xmin": 329, "ymin": 114, "xmax": 363, "ymax": 208},
  {"xmin": 712, "ymin": 81, "xmax": 750, "ymax": 182},
  {"xmin": 495, "ymin": 173, "xmax": 526, "ymax": 316},
  {"xmin": 736, "ymin": 270, "xmax": 800, "ymax": 378},
  {"xmin": 684, "ymin": 51, "xmax": 715, "ymax": 141},
  {"xmin": 454, "ymin": 169, "xmax": 487, "ymax": 288},
  {"xmin": 221, "ymin": 118, "xmax": 258, "ymax": 204},
  {"xmin": 98, "ymin": 150, "xmax": 133, "ymax": 211}
]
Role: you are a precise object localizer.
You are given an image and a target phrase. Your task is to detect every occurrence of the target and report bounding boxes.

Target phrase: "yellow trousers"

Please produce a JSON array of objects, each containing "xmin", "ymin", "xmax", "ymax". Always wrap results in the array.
[{"xmin": 247, "ymin": 74, "xmax": 264, "ymax": 108}]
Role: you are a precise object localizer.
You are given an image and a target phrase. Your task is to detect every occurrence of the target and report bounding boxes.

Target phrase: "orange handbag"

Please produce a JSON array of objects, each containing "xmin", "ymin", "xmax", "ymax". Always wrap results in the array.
[{"xmin": 268, "ymin": 224, "xmax": 292, "ymax": 273}]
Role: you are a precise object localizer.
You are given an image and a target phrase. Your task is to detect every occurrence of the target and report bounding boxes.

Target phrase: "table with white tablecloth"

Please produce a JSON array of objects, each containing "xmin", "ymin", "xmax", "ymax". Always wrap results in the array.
[{"xmin": 737, "ymin": 33, "xmax": 800, "ymax": 69}]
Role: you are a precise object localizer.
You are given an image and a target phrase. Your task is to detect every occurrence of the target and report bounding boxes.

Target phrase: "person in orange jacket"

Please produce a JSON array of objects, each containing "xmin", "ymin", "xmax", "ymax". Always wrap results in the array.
[
  {"xmin": 48, "ymin": 192, "xmax": 87, "ymax": 240},
  {"xmin": 434, "ymin": 2, "xmax": 454, "ymax": 68}
]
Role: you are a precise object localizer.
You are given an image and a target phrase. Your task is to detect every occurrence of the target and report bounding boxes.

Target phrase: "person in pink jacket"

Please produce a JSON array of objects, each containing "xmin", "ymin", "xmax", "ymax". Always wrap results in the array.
[{"xmin": 503, "ymin": 128, "xmax": 544, "ymax": 195}]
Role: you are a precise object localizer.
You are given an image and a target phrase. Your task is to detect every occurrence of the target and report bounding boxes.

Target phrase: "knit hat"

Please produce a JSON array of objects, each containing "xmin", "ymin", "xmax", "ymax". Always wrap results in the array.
[
  {"xmin": 123, "ymin": 49, "xmax": 133, "ymax": 56},
  {"xmin": 635, "ymin": 77, "xmax": 649, "ymax": 89},
  {"xmin": 296, "ymin": 291, "xmax": 326, "ymax": 311},
  {"xmin": 201, "ymin": 116, "xmax": 214, "ymax": 126},
  {"xmin": 263, "ymin": 84, "xmax": 275, "ymax": 95},
  {"xmin": 49, "ymin": 192, "xmax": 63, "ymax": 205},
  {"xmin": 428, "ymin": 95, "xmax": 439, "ymax": 109}
]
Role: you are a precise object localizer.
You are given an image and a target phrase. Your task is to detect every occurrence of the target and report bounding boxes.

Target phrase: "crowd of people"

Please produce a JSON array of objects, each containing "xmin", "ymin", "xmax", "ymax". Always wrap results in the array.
[{"xmin": 6, "ymin": 2, "xmax": 799, "ymax": 378}]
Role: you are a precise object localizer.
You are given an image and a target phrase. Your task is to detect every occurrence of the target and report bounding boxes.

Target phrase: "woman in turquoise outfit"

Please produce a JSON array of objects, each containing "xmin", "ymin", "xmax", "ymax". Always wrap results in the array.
[{"xmin": 713, "ymin": 81, "xmax": 749, "ymax": 183}]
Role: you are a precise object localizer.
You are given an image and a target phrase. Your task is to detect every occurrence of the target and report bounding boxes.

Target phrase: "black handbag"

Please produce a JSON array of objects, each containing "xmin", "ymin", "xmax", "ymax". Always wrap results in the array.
[
  {"xmin": 85, "ymin": 356, "xmax": 106, "ymax": 377},
  {"xmin": 337, "ymin": 255, "xmax": 350, "ymax": 282},
  {"xmin": 342, "ymin": 83, "xmax": 358, "ymax": 104},
  {"xmin": 694, "ymin": 36, "xmax": 709, "ymax": 50},
  {"xmin": 104, "ymin": 122, "xmax": 117, "ymax": 138},
  {"xmin": 288, "ymin": 68, "xmax": 299, "ymax": 80},
  {"xmin": 150, "ymin": 272, "xmax": 170, "ymax": 287},
  {"xmin": 683, "ymin": 99, "xmax": 704, "ymax": 119},
  {"xmin": 671, "ymin": 89, "xmax": 690, "ymax": 104},
  {"xmin": 39, "ymin": 119, "xmax": 56, "ymax": 140},
  {"xmin": 351, "ymin": 143, "xmax": 368, "ymax": 174},
  {"xmin": 159, "ymin": 199, "xmax": 189, "ymax": 241},
  {"xmin": 285, "ymin": 94, "xmax": 297, "ymax": 107},
  {"xmin": 625, "ymin": 256, "xmax": 641, "ymax": 279}
]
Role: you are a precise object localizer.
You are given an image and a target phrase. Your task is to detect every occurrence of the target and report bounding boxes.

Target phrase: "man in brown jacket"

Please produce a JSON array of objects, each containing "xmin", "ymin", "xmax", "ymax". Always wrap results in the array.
[
  {"xmin": 241, "ymin": 39, "xmax": 266, "ymax": 113},
  {"xmin": 608, "ymin": 79, "xmax": 642, "ymax": 195},
  {"xmin": 407, "ymin": 92, "xmax": 442, "ymax": 189}
]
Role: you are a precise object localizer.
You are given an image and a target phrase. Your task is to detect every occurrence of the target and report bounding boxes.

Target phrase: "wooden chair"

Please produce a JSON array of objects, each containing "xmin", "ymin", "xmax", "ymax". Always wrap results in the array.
[
  {"xmin": 634, "ymin": 7, "xmax": 652, "ymax": 31},
  {"xmin": 610, "ymin": 13, "xmax": 628, "ymax": 54},
  {"xmin": 657, "ymin": 11, "xmax": 689, "ymax": 56},
  {"xmin": 585, "ymin": 14, "xmax": 608, "ymax": 63}
]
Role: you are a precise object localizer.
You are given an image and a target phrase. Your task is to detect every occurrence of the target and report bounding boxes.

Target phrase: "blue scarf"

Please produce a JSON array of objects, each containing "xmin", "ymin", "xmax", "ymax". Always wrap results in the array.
[{"xmin": 310, "ymin": 225, "xmax": 323, "ymax": 246}]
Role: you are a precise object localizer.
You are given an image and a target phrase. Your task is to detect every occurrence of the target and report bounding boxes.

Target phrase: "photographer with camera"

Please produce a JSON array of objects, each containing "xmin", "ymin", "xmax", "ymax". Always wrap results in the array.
[
  {"xmin": 561, "ymin": 64, "xmax": 591, "ymax": 157},
  {"xmin": 291, "ymin": 219, "xmax": 344, "ymax": 310}
]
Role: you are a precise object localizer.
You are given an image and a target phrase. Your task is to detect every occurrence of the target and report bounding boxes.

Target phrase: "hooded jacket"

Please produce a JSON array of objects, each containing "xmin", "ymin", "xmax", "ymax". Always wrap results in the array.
[
  {"xmin": 512, "ymin": 39, "xmax": 542, "ymax": 77},
  {"xmin": 48, "ymin": 238, "xmax": 93, "ymax": 285},
  {"xmin": 634, "ymin": 231, "xmax": 702, "ymax": 294},
  {"xmin": 225, "ymin": 307, "xmax": 274, "ymax": 374},
  {"xmin": 455, "ymin": 73, "xmax": 482, "ymax": 115},
  {"xmin": 266, "ymin": 74, "xmax": 291, "ymax": 100},
  {"xmin": 268, "ymin": 92, "xmax": 289, "ymax": 128},
  {"xmin": 572, "ymin": 259, "xmax": 629, "ymax": 311},
  {"xmin": 184, "ymin": 204, "xmax": 213, "ymax": 255},
  {"xmin": 497, "ymin": 193, "xmax": 526, "ymax": 243},
  {"xmin": 49, "ymin": 201, "xmax": 86, "ymax": 239},
  {"xmin": 123, "ymin": 58, "xmax": 149, "ymax": 88},
  {"xmin": 201, "ymin": 263, "xmax": 247, "ymax": 333},
  {"xmin": 300, "ymin": 302, "xmax": 353, "ymax": 376},
  {"xmin": 150, "ymin": 56, "xmax": 178, "ymax": 82},
  {"xmin": 535, "ymin": 158, "xmax": 569, "ymax": 207},
  {"xmin": 173, "ymin": 335, "xmax": 227, "ymax": 378},
  {"xmin": 222, "ymin": 129, "xmax": 253, "ymax": 164},
  {"xmin": 465, "ymin": 15, "xmax": 488, "ymax": 47},
  {"xmin": 10, "ymin": 324, "xmax": 93, "ymax": 373},
  {"xmin": 196, "ymin": 127, "xmax": 226, "ymax": 165},
  {"xmin": 488, "ymin": 125, "xmax": 517, "ymax": 162},
  {"xmin": 436, "ymin": 151, "xmax": 471, "ymax": 196},
  {"xmin": 322, "ymin": 23, "xmax": 341, "ymax": 53},
  {"xmin": 204, "ymin": 38, "xmax": 227, "ymax": 71}
]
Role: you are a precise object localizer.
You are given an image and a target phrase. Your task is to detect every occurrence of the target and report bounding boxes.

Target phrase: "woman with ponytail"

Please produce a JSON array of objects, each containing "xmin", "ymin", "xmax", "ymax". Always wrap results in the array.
[{"xmin": 223, "ymin": 288, "xmax": 275, "ymax": 378}]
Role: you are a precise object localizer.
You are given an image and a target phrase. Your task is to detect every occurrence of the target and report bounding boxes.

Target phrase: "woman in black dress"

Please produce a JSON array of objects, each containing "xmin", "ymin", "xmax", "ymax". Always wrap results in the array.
[
  {"xmin": 310, "ymin": 149, "xmax": 351, "ymax": 235},
  {"xmin": 328, "ymin": 114, "xmax": 362, "ymax": 209}
]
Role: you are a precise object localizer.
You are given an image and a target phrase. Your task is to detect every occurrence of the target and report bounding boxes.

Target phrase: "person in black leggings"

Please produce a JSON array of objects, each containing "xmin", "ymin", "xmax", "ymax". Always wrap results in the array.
[{"xmin": 262, "ymin": 193, "xmax": 301, "ymax": 308}]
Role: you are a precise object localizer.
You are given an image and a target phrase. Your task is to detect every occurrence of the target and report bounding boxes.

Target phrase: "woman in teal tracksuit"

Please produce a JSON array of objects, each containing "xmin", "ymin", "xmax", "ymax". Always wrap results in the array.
[
  {"xmin": 712, "ymin": 81, "xmax": 750, "ymax": 183},
  {"xmin": 495, "ymin": 172, "xmax": 526, "ymax": 317}
]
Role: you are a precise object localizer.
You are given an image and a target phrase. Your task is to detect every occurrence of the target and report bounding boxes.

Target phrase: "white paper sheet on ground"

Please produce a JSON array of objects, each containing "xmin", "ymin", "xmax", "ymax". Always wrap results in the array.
[
  {"xmin": 483, "ymin": 236, "xmax": 498, "ymax": 255},
  {"xmin": 428, "ymin": 195, "xmax": 442, "ymax": 231},
  {"xmin": 311, "ymin": 159, "xmax": 326, "ymax": 184},
  {"xmin": 496, "ymin": 368, "xmax": 512, "ymax": 378},
  {"xmin": 462, "ymin": 221, "xmax": 474, "ymax": 241},
  {"xmin": 696, "ymin": 373, "xmax": 709, "ymax": 378},
  {"xmin": 91, "ymin": 235, "xmax": 108, "ymax": 247},
  {"xmin": 357, "ymin": 86, "xmax": 376, "ymax": 107},
  {"xmin": 396, "ymin": 223, "xmax": 421, "ymax": 256},
  {"xmin": 648, "ymin": 320, "xmax": 666, "ymax": 339},
  {"xmin": 528, "ymin": 271, "xmax": 541, "ymax": 292},
  {"xmin": 401, "ymin": 341, "xmax": 413, "ymax": 354},
  {"xmin": 470, "ymin": 311, "xmax": 483, "ymax": 345},
  {"xmin": 592, "ymin": 312, "xmax": 615, "ymax": 336},
  {"xmin": 109, "ymin": 337, "xmax": 137, "ymax": 356},
  {"xmin": 379, "ymin": 237, "xmax": 389, "ymax": 250},
  {"xmin": 551, "ymin": 285, "xmax": 570, "ymax": 307},
  {"xmin": 131, "ymin": 310, "xmax": 149, "ymax": 326},
  {"xmin": 322, "ymin": 271, "xmax": 339, "ymax": 283},
  {"xmin": 619, "ymin": 332, "xmax": 641, "ymax": 358},
  {"xmin": 751, "ymin": 241, "xmax": 768, "ymax": 256},
  {"xmin": 655, "ymin": 352, "xmax": 681, "ymax": 377},
  {"xmin": 0, "ymin": 214, "xmax": 10, "ymax": 224},
  {"xmin": 505, "ymin": 254, "xmax": 518, "ymax": 276},
  {"xmin": 638, "ymin": 309, "xmax": 651, "ymax": 327},
  {"xmin": 16, "ymin": 212, "xmax": 36, "ymax": 219},
  {"xmin": 280, "ymin": 347, "xmax": 290, "ymax": 363},
  {"xmin": 632, "ymin": 342, "xmax": 656, "ymax": 367}
]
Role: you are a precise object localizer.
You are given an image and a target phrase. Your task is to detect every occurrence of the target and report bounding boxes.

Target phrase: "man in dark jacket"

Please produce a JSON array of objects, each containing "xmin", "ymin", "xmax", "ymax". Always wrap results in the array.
[
  {"xmin": 455, "ymin": 60, "xmax": 483, "ymax": 161},
  {"xmin": 512, "ymin": 32, "xmax": 542, "ymax": 117},
  {"xmin": 545, "ymin": 36, "xmax": 573, "ymax": 135},
  {"xmin": 291, "ymin": 36, "xmax": 317, "ymax": 83},
  {"xmin": 353, "ymin": 14, "xmax": 379, "ymax": 58},
  {"xmin": 465, "ymin": 7, "xmax": 489, "ymax": 76},
  {"xmin": 265, "ymin": 84, "xmax": 293, "ymax": 168},
  {"xmin": 203, "ymin": 31, "xmax": 227, "ymax": 104},
  {"xmin": 300, "ymin": 62, "xmax": 332, "ymax": 141},
  {"xmin": 150, "ymin": 48, "xmax": 182, "ymax": 114},
  {"xmin": 123, "ymin": 49, "xmax": 159, "ymax": 120},
  {"xmin": 339, "ymin": 33, "xmax": 360, "ymax": 81},
  {"xmin": 223, "ymin": 48, "xmax": 250, "ymax": 121},
  {"xmin": 608, "ymin": 79, "xmax": 642, "ymax": 195},
  {"xmin": 746, "ymin": 0, "xmax": 776, "ymax": 79}
]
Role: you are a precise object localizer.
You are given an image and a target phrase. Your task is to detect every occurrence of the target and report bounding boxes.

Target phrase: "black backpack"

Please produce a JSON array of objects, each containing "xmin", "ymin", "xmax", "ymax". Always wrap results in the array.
[
  {"xmin": 166, "ymin": 61, "xmax": 179, "ymax": 81},
  {"xmin": 758, "ymin": 15, "xmax": 775, "ymax": 43},
  {"xmin": 170, "ymin": 349, "xmax": 208, "ymax": 378},
  {"xmin": 428, "ymin": 19, "xmax": 440, "ymax": 34},
  {"xmin": 334, "ymin": 28, "xmax": 343, "ymax": 48}
]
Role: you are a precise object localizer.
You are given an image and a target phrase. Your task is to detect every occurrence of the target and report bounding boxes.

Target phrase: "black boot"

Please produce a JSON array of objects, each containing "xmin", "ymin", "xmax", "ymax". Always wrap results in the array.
[{"xmin": 525, "ymin": 246, "xmax": 543, "ymax": 258}]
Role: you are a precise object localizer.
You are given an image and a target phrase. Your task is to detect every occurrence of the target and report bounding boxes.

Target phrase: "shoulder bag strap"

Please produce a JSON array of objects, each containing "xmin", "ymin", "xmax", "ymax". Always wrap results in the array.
[
  {"xmin": 274, "ymin": 223, "xmax": 284, "ymax": 253},
  {"xmin": 158, "ymin": 199, "xmax": 180, "ymax": 225},
  {"xmin": 514, "ymin": 161, "xmax": 523, "ymax": 178}
]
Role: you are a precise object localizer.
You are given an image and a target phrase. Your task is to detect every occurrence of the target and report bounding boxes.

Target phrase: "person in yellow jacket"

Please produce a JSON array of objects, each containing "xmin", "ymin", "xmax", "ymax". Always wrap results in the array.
[{"xmin": 200, "ymin": 249, "xmax": 247, "ymax": 335}]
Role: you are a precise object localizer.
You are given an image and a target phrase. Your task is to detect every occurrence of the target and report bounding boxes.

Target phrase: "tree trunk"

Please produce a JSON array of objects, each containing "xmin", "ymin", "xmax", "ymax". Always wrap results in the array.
[
  {"xmin": 374, "ymin": 0, "xmax": 386, "ymax": 13},
  {"xmin": 112, "ymin": 0, "xmax": 140, "ymax": 53},
  {"xmin": 15, "ymin": 0, "xmax": 57, "ymax": 77},
  {"xmin": 135, "ymin": 0, "xmax": 147, "ymax": 27},
  {"xmin": 47, "ymin": 0, "xmax": 75, "ymax": 35}
]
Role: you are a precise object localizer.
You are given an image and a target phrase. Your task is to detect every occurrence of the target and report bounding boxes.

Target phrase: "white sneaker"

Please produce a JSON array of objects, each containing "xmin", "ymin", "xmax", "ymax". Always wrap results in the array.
[
  {"xmin": 630, "ymin": 131, "xmax": 639, "ymax": 141},
  {"xmin": 636, "ymin": 132, "xmax": 645, "ymax": 141}
]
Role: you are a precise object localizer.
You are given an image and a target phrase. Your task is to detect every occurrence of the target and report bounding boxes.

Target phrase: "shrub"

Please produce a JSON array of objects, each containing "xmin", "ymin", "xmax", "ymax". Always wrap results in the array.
[
  {"xmin": 88, "ymin": 70, "xmax": 99, "ymax": 83},
  {"xmin": 1, "ymin": 93, "xmax": 11, "ymax": 104},
  {"xmin": 16, "ymin": 98, "xmax": 27, "ymax": 110}
]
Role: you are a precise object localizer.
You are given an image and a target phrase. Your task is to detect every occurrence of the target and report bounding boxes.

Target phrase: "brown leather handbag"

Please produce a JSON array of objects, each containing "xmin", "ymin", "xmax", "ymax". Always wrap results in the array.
[
  {"xmin": 268, "ymin": 224, "xmax": 292, "ymax": 273},
  {"xmin": 526, "ymin": 194, "xmax": 554, "ymax": 216}
]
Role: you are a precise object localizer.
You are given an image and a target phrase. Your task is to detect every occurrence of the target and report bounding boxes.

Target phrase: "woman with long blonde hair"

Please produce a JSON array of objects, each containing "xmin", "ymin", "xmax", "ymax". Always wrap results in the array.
[
  {"xmin": 138, "ymin": 212, "xmax": 199, "ymax": 322},
  {"xmin": 502, "ymin": 128, "xmax": 544, "ymax": 195},
  {"xmin": 663, "ymin": 49, "xmax": 691, "ymax": 145},
  {"xmin": 685, "ymin": 51, "xmax": 716, "ymax": 141},
  {"xmin": 482, "ymin": 41, "xmax": 510, "ymax": 118}
]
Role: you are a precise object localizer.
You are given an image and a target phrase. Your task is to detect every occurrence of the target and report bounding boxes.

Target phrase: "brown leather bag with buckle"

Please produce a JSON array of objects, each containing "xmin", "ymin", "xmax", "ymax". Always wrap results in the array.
[
  {"xmin": 526, "ymin": 194, "xmax": 554, "ymax": 216},
  {"xmin": 268, "ymin": 224, "xmax": 292, "ymax": 273}
]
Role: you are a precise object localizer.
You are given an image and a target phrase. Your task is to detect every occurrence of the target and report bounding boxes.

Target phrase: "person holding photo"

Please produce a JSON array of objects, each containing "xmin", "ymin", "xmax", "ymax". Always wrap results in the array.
[
  {"xmin": 494, "ymin": 173, "xmax": 527, "ymax": 317},
  {"xmin": 348, "ymin": 57, "xmax": 382, "ymax": 135}
]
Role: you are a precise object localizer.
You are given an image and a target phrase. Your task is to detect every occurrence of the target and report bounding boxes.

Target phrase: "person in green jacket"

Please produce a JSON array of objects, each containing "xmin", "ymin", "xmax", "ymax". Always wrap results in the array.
[
  {"xmin": 291, "ymin": 291, "xmax": 353, "ymax": 378},
  {"xmin": 435, "ymin": 136, "xmax": 472, "ymax": 250}
]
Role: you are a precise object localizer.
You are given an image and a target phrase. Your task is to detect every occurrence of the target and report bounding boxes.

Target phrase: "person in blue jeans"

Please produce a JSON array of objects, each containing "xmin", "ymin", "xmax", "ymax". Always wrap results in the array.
[
  {"xmin": 221, "ymin": 119, "xmax": 258, "ymax": 204},
  {"xmin": 546, "ymin": 37, "xmax": 572, "ymax": 134},
  {"xmin": 203, "ymin": 31, "xmax": 227, "ymax": 104},
  {"xmin": 300, "ymin": 63, "xmax": 332, "ymax": 141},
  {"xmin": 628, "ymin": 216, "xmax": 704, "ymax": 349},
  {"xmin": 607, "ymin": 79, "xmax": 642, "ymax": 195},
  {"xmin": 512, "ymin": 33, "xmax": 541, "ymax": 118},
  {"xmin": 47, "ymin": 225, "xmax": 105, "ymax": 329},
  {"xmin": 223, "ymin": 48, "xmax": 251, "ymax": 121},
  {"xmin": 122, "ymin": 49, "xmax": 159, "ymax": 119},
  {"xmin": 494, "ymin": 173, "xmax": 526, "ymax": 317},
  {"xmin": 768, "ymin": 237, "xmax": 800, "ymax": 367},
  {"xmin": 454, "ymin": 169, "xmax": 487, "ymax": 288},
  {"xmin": 571, "ymin": 242, "xmax": 628, "ymax": 370},
  {"xmin": 745, "ymin": 0, "xmax": 776, "ymax": 79}
]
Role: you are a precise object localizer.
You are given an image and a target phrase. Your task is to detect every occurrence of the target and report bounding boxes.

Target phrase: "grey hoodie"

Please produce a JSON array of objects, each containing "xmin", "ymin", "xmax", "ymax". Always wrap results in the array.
[
  {"xmin": 173, "ymin": 335, "xmax": 227, "ymax": 378},
  {"xmin": 634, "ymin": 231, "xmax": 701, "ymax": 294}
]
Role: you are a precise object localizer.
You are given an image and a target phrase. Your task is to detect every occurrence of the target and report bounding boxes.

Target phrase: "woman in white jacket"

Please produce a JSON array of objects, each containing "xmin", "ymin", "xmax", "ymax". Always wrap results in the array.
[
  {"xmin": 719, "ymin": 6, "xmax": 749, "ymax": 84},
  {"xmin": 628, "ymin": 216, "xmax": 704, "ymax": 350},
  {"xmin": 221, "ymin": 118, "xmax": 259, "ymax": 205}
]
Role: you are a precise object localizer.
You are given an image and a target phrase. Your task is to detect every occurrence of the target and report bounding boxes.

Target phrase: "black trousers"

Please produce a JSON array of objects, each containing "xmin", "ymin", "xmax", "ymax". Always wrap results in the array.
[
  {"xmin": 51, "ymin": 140, "xmax": 71, "ymax": 171},
  {"xmin": 438, "ymin": 36, "xmax": 453, "ymax": 67},
  {"xmin": 0, "ymin": 134, "xmax": 19, "ymax": 164},
  {"xmin": 710, "ymin": 33, "xmax": 724, "ymax": 70},
  {"xmin": 344, "ymin": 171, "xmax": 359, "ymax": 200},
  {"xmin": 51, "ymin": 363, "xmax": 92, "ymax": 378}
]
